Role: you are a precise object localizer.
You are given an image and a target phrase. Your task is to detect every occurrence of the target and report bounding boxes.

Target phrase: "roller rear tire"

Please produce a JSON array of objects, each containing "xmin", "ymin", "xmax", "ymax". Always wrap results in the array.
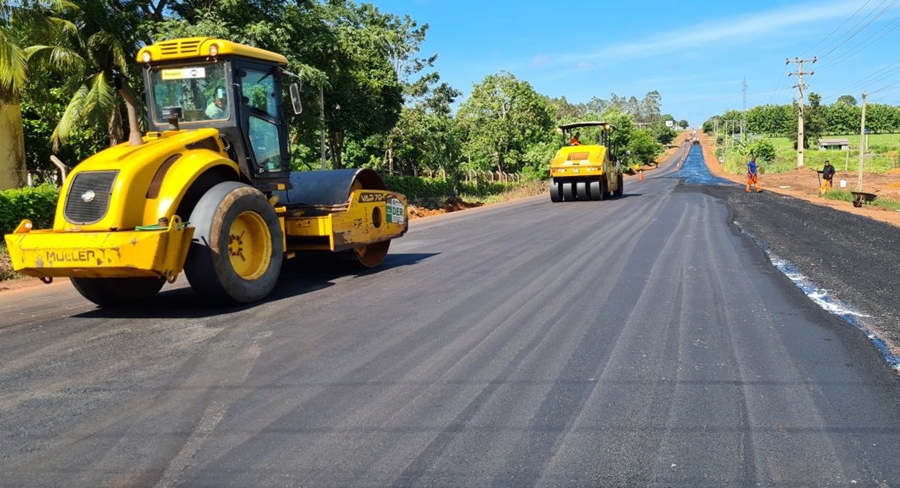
[
  {"xmin": 589, "ymin": 180, "xmax": 601, "ymax": 200},
  {"xmin": 576, "ymin": 182, "xmax": 589, "ymax": 200},
  {"xmin": 550, "ymin": 179, "xmax": 562, "ymax": 202},
  {"xmin": 562, "ymin": 182, "xmax": 575, "ymax": 201},
  {"xmin": 184, "ymin": 181, "xmax": 284, "ymax": 303},
  {"xmin": 597, "ymin": 178, "xmax": 608, "ymax": 201},
  {"xmin": 613, "ymin": 173, "xmax": 624, "ymax": 197}
]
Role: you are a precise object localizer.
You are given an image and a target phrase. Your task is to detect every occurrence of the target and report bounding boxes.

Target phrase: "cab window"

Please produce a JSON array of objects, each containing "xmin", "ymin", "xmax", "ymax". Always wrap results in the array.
[{"xmin": 148, "ymin": 62, "xmax": 228, "ymax": 124}]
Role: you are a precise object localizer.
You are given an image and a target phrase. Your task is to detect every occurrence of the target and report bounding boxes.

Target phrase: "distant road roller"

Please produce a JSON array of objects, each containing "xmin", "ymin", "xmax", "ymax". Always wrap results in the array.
[
  {"xmin": 4, "ymin": 37, "xmax": 408, "ymax": 306},
  {"xmin": 549, "ymin": 121, "xmax": 623, "ymax": 202}
]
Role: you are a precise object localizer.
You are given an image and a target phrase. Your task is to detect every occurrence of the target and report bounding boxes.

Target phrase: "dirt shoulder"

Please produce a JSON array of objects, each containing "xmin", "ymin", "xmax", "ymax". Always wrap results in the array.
[{"xmin": 698, "ymin": 132, "xmax": 900, "ymax": 229}]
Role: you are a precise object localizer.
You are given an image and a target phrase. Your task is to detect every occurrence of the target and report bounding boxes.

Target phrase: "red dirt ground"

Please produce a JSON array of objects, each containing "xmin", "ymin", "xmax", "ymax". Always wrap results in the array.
[{"xmin": 697, "ymin": 132, "xmax": 900, "ymax": 229}]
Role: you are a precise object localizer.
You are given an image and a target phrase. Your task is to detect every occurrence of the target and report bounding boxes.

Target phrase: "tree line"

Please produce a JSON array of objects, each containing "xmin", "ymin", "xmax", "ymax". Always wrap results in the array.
[
  {"xmin": 703, "ymin": 93, "xmax": 900, "ymax": 148},
  {"xmin": 1, "ymin": 0, "xmax": 681, "ymax": 189}
]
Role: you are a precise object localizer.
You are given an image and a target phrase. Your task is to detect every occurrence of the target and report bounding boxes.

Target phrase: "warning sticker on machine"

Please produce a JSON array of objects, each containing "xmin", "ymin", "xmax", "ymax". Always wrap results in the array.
[{"xmin": 386, "ymin": 198, "xmax": 405, "ymax": 224}]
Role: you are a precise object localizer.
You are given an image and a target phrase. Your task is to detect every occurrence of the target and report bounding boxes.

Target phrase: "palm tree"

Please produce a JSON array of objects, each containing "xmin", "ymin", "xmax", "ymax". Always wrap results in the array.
[
  {"xmin": 0, "ymin": 0, "xmax": 78, "ymax": 189},
  {"xmin": 0, "ymin": 6, "xmax": 34, "ymax": 189},
  {"xmin": 27, "ymin": 0, "xmax": 142, "ymax": 150},
  {"xmin": 40, "ymin": 30, "xmax": 140, "ymax": 149}
]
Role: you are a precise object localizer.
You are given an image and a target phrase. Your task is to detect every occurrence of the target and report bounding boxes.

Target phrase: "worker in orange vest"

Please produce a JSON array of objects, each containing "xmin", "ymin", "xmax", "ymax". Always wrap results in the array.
[{"xmin": 746, "ymin": 156, "xmax": 761, "ymax": 193}]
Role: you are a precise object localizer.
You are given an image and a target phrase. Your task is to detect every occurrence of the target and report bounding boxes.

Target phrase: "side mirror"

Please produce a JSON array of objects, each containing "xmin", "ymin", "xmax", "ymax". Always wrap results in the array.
[{"xmin": 289, "ymin": 83, "xmax": 302, "ymax": 115}]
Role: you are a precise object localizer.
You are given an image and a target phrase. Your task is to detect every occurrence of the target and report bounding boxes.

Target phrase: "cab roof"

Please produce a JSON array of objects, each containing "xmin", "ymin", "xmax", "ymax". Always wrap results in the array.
[
  {"xmin": 137, "ymin": 37, "xmax": 288, "ymax": 66},
  {"xmin": 557, "ymin": 121, "xmax": 613, "ymax": 131}
]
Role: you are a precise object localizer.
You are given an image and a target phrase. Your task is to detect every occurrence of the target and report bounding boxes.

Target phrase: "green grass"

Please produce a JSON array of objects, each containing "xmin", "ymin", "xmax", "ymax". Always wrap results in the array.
[
  {"xmin": 823, "ymin": 190, "xmax": 900, "ymax": 211},
  {"xmin": 716, "ymin": 133, "xmax": 900, "ymax": 208},
  {"xmin": 722, "ymin": 135, "xmax": 900, "ymax": 175}
]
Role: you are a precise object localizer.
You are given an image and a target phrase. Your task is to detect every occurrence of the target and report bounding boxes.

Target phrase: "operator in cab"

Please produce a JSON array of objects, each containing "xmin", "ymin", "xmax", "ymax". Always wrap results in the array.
[{"xmin": 206, "ymin": 86, "xmax": 228, "ymax": 119}]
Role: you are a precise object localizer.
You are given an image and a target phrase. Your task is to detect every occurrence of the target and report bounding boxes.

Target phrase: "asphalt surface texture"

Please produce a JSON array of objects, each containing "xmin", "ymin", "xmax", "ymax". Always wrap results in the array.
[
  {"xmin": 678, "ymin": 148, "xmax": 900, "ymax": 365},
  {"xmin": 0, "ymin": 145, "xmax": 899, "ymax": 487}
]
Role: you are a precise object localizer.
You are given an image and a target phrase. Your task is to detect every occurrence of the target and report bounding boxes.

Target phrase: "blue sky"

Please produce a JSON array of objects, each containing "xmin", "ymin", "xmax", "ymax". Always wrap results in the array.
[{"xmin": 375, "ymin": 0, "xmax": 900, "ymax": 127}]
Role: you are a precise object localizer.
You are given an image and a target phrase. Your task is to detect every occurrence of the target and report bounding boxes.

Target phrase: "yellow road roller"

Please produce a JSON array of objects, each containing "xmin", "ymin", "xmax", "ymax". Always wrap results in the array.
[
  {"xmin": 549, "ymin": 121, "xmax": 623, "ymax": 202},
  {"xmin": 4, "ymin": 38, "xmax": 408, "ymax": 306}
]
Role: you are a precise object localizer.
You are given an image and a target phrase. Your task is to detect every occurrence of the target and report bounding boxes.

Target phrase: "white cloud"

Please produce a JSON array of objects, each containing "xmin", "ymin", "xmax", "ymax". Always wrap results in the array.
[
  {"xmin": 536, "ymin": 1, "xmax": 877, "ymax": 68},
  {"xmin": 529, "ymin": 54, "xmax": 553, "ymax": 68}
]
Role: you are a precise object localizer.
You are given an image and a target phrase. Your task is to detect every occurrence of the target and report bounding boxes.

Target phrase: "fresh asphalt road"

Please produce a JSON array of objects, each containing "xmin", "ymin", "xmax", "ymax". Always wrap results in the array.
[{"xmin": 2, "ymin": 154, "xmax": 900, "ymax": 487}]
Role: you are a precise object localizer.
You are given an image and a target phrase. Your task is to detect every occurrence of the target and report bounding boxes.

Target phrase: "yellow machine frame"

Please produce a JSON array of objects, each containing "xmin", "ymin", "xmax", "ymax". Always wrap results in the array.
[{"xmin": 4, "ymin": 37, "xmax": 408, "ymax": 302}]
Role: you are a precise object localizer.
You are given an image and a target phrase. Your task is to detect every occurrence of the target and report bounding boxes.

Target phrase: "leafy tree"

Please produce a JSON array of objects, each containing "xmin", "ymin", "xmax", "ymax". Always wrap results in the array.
[
  {"xmin": 648, "ymin": 119, "xmax": 676, "ymax": 145},
  {"xmin": 748, "ymin": 139, "xmax": 776, "ymax": 163},
  {"xmin": 376, "ymin": 80, "xmax": 460, "ymax": 177},
  {"xmin": 600, "ymin": 108, "xmax": 635, "ymax": 160},
  {"xmin": 457, "ymin": 71, "xmax": 553, "ymax": 174},
  {"xmin": 379, "ymin": 9, "xmax": 449, "ymax": 176},
  {"xmin": 0, "ymin": 0, "xmax": 77, "ymax": 188},
  {"xmin": 21, "ymin": 0, "xmax": 150, "ymax": 151},
  {"xmin": 584, "ymin": 96, "xmax": 609, "ymax": 116},
  {"xmin": 545, "ymin": 95, "xmax": 582, "ymax": 123},
  {"xmin": 628, "ymin": 129, "xmax": 660, "ymax": 165},
  {"xmin": 0, "ymin": 12, "xmax": 28, "ymax": 188},
  {"xmin": 640, "ymin": 90, "xmax": 661, "ymax": 123},
  {"xmin": 322, "ymin": 2, "xmax": 403, "ymax": 169},
  {"xmin": 836, "ymin": 94, "xmax": 857, "ymax": 107},
  {"xmin": 804, "ymin": 92, "xmax": 824, "ymax": 146},
  {"xmin": 865, "ymin": 103, "xmax": 900, "ymax": 134},
  {"xmin": 21, "ymin": 83, "xmax": 106, "ymax": 177},
  {"xmin": 822, "ymin": 102, "xmax": 859, "ymax": 135},
  {"xmin": 746, "ymin": 104, "xmax": 793, "ymax": 136}
]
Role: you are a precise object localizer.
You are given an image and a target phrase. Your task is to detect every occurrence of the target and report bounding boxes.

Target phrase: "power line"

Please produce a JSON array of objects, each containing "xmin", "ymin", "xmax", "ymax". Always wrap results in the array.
[
  {"xmin": 816, "ymin": 7, "xmax": 900, "ymax": 72},
  {"xmin": 868, "ymin": 77, "xmax": 900, "ymax": 95},
  {"xmin": 766, "ymin": 64, "xmax": 793, "ymax": 106},
  {"xmin": 824, "ymin": 59, "xmax": 900, "ymax": 100},
  {"xmin": 780, "ymin": 0, "xmax": 900, "ymax": 109},
  {"xmin": 801, "ymin": 0, "xmax": 873, "ymax": 58},
  {"xmin": 816, "ymin": 0, "xmax": 898, "ymax": 61}
]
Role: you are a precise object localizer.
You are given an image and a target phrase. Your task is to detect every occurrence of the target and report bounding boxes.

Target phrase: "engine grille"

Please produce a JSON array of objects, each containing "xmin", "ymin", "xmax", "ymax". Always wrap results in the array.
[
  {"xmin": 63, "ymin": 171, "xmax": 118, "ymax": 224},
  {"xmin": 156, "ymin": 39, "xmax": 202, "ymax": 57}
]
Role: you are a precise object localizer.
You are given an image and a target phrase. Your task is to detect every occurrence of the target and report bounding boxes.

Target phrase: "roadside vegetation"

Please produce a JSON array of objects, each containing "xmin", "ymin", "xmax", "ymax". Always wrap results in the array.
[
  {"xmin": 1, "ymin": 1, "xmax": 683, "ymax": 282},
  {"xmin": 704, "ymin": 94, "xmax": 900, "ymax": 208}
]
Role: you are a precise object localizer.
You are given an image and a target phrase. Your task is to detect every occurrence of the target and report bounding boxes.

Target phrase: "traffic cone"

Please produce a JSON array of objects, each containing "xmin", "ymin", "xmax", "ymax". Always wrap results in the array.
[{"xmin": 639, "ymin": 170, "xmax": 644, "ymax": 181}]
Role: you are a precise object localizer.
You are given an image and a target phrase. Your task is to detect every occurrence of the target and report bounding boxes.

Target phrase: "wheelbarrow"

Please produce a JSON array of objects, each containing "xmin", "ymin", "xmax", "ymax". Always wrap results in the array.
[{"xmin": 850, "ymin": 191, "xmax": 877, "ymax": 208}]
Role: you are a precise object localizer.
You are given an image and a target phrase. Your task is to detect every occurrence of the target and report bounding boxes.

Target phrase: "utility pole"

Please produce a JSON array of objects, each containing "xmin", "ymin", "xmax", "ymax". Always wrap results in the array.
[
  {"xmin": 787, "ymin": 56, "xmax": 816, "ymax": 167},
  {"xmin": 741, "ymin": 78, "xmax": 748, "ymax": 142},
  {"xmin": 858, "ymin": 91, "xmax": 867, "ymax": 192}
]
